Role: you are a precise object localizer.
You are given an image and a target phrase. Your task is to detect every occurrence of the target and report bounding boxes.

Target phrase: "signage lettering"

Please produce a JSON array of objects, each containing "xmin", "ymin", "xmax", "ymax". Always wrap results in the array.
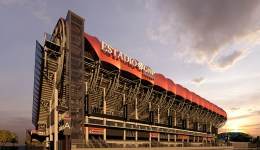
[
  {"xmin": 101, "ymin": 42, "xmax": 155, "ymax": 79},
  {"xmin": 88, "ymin": 127, "xmax": 104, "ymax": 135},
  {"xmin": 64, "ymin": 123, "xmax": 71, "ymax": 129},
  {"xmin": 151, "ymin": 132, "xmax": 158, "ymax": 138},
  {"xmin": 63, "ymin": 117, "xmax": 71, "ymax": 135}
]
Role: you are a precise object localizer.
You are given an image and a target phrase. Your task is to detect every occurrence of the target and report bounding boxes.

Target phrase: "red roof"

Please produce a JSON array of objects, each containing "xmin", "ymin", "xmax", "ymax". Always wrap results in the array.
[
  {"xmin": 154, "ymin": 73, "xmax": 168, "ymax": 90},
  {"xmin": 176, "ymin": 84, "xmax": 186, "ymax": 99},
  {"xmin": 84, "ymin": 33, "xmax": 227, "ymax": 118}
]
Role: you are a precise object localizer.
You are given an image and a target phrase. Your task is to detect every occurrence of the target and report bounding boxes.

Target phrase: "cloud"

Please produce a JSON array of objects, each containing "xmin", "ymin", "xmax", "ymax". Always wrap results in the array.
[
  {"xmin": 230, "ymin": 107, "xmax": 240, "ymax": 112},
  {"xmin": 228, "ymin": 110, "xmax": 260, "ymax": 121},
  {"xmin": 32, "ymin": 10, "xmax": 52, "ymax": 25},
  {"xmin": 228, "ymin": 114, "xmax": 252, "ymax": 121},
  {"xmin": 192, "ymin": 77, "xmax": 206, "ymax": 85},
  {"xmin": 241, "ymin": 123, "xmax": 260, "ymax": 128},
  {"xmin": 0, "ymin": 0, "xmax": 52, "ymax": 25},
  {"xmin": 147, "ymin": 0, "xmax": 260, "ymax": 71},
  {"xmin": 210, "ymin": 50, "xmax": 245, "ymax": 71},
  {"xmin": 0, "ymin": 0, "xmax": 29, "ymax": 6}
]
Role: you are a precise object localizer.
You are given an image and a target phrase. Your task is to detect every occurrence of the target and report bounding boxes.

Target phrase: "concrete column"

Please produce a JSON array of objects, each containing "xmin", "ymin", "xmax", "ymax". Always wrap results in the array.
[
  {"xmin": 209, "ymin": 124, "xmax": 212, "ymax": 133},
  {"xmin": 123, "ymin": 94, "xmax": 126, "ymax": 144},
  {"xmin": 45, "ymin": 137, "xmax": 49, "ymax": 148},
  {"xmin": 44, "ymin": 50, "xmax": 47, "ymax": 66},
  {"xmin": 54, "ymin": 73, "xmax": 58, "ymax": 150},
  {"xmin": 85, "ymin": 126, "xmax": 89, "ymax": 142},
  {"xmin": 103, "ymin": 88, "xmax": 106, "ymax": 140},
  {"xmin": 186, "ymin": 117, "xmax": 189, "ymax": 129},
  {"xmin": 123, "ymin": 121, "xmax": 126, "ymax": 148},
  {"xmin": 103, "ymin": 87, "xmax": 106, "ymax": 114},
  {"xmin": 135, "ymin": 98, "xmax": 138, "ymax": 120},
  {"xmin": 123, "ymin": 130, "xmax": 126, "ymax": 140},
  {"xmin": 135, "ymin": 131, "xmax": 138, "ymax": 141},
  {"xmin": 85, "ymin": 82, "xmax": 88, "ymax": 142},
  {"xmin": 167, "ymin": 109, "xmax": 171, "ymax": 127},
  {"xmin": 174, "ymin": 111, "xmax": 177, "ymax": 126},
  {"xmin": 186, "ymin": 115, "xmax": 189, "ymax": 143},
  {"xmin": 123, "ymin": 94, "xmax": 126, "ymax": 104},
  {"xmin": 149, "ymin": 133, "xmax": 151, "ymax": 148},
  {"xmin": 157, "ymin": 105, "xmax": 160, "ymax": 124},
  {"xmin": 49, "ymin": 92, "xmax": 53, "ymax": 144},
  {"xmin": 174, "ymin": 111, "xmax": 177, "ymax": 142}
]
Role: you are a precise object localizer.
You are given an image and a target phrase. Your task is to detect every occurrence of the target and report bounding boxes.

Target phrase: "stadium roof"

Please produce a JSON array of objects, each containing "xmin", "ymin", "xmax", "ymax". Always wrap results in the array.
[{"xmin": 84, "ymin": 33, "xmax": 227, "ymax": 118}]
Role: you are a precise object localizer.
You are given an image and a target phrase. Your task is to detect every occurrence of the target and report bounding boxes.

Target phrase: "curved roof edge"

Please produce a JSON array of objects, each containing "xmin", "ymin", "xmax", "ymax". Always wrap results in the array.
[{"xmin": 84, "ymin": 33, "xmax": 227, "ymax": 118}]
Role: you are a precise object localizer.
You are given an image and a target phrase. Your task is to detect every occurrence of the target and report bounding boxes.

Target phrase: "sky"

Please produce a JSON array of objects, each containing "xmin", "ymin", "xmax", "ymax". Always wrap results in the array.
[{"xmin": 0, "ymin": 0, "xmax": 260, "ymax": 144}]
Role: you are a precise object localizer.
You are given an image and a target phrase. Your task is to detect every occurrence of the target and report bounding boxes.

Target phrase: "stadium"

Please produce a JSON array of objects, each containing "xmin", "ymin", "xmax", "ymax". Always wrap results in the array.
[{"xmin": 31, "ymin": 10, "xmax": 227, "ymax": 149}]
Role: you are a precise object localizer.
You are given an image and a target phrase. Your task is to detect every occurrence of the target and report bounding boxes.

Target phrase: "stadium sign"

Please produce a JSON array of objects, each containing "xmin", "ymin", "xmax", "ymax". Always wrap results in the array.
[{"xmin": 101, "ymin": 42, "xmax": 155, "ymax": 79}]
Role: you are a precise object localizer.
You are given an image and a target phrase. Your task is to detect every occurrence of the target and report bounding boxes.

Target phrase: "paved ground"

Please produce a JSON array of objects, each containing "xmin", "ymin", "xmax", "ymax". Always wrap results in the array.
[{"xmin": 72, "ymin": 146, "xmax": 234, "ymax": 150}]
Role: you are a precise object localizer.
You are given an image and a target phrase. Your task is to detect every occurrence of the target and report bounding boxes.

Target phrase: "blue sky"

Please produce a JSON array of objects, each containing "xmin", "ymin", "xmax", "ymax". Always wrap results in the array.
[{"xmin": 0, "ymin": 0, "xmax": 260, "ymax": 144}]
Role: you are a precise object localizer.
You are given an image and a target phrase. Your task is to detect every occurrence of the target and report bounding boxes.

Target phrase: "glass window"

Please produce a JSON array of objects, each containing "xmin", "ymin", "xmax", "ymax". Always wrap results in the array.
[{"xmin": 35, "ymin": 54, "xmax": 43, "ymax": 64}]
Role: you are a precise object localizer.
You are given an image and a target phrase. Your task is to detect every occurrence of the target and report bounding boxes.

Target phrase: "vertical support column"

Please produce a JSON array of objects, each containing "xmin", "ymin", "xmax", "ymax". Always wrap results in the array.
[
  {"xmin": 135, "ymin": 131, "xmax": 138, "ymax": 141},
  {"xmin": 135, "ymin": 131, "xmax": 138, "ymax": 148},
  {"xmin": 174, "ymin": 111, "xmax": 177, "ymax": 142},
  {"xmin": 44, "ymin": 50, "xmax": 47, "ymax": 66},
  {"xmin": 135, "ymin": 98, "xmax": 138, "ymax": 120},
  {"xmin": 209, "ymin": 124, "xmax": 212, "ymax": 145},
  {"xmin": 157, "ymin": 105, "xmax": 160, "ymax": 124},
  {"xmin": 46, "ymin": 137, "xmax": 49, "ymax": 148},
  {"xmin": 123, "ymin": 94, "xmax": 126, "ymax": 142},
  {"xmin": 85, "ymin": 82, "xmax": 88, "ymax": 142},
  {"xmin": 54, "ymin": 73, "xmax": 58, "ymax": 150},
  {"xmin": 167, "ymin": 109, "xmax": 170, "ymax": 143},
  {"xmin": 66, "ymin": 10, "xmax": 85, "ymax": 140},
  {"xmin": 149, "ymin": 133, "xmax": 152, "ymax": 148},
  {"xmin": 186, "ymin": 115, "xmax": 189, "ymax": 143},
  {"xmin": 209, "ymin": 124, "xmax": 212, "ymax": 133},
  {"xmin": 186, "ymin": 115, "xmax": 189, "ymax": 129},
  {"xmin": 103, "ymin": 88, "xmax": 106, "ymax": 141},
  {"xmin": 123, "ymin": 130, "xmax": 126, "ymax": 141},
  {"xmin": 49, "ymin": 86, "xmax": 53, "ymax": 145},
  {"xmin": 85, "ymin": 120, "xmax": 89, "ymax": 144},
  {"xmin": 197, "ymin": 122, "xmax": 200, "ymax": 132},
  {"xmin": 181, "ymin": 114, "xmax": 184, "ymax": 143},
  {"xmin": 123, "ymin": 94, "xmax": 126, "ymax": 105}
]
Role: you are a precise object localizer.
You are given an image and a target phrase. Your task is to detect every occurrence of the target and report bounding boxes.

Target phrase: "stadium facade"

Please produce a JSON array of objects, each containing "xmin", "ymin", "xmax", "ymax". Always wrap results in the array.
[{"xmin": 32, "ymin": 11, "xmax": 227, "ymax": 149}]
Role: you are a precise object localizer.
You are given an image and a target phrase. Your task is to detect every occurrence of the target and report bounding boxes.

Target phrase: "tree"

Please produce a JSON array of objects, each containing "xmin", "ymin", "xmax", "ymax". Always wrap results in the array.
[
  {"xmin": 252, "ymin": 136, "xmax": 260, "ymax": 144},
  {"xmin": 0, "ymin": 130, "xmax": 12, "ymax": 145},
  {"xmin": 0, "ymin": 130, "xmax": 19, "ymax": 146},
  {"xmin": 218, "ymin": 132, "xmax": 253, "ymax": 142},
  {"xmin": 9, "ymin": 133, "xmax": 18, "ymax": 146}
]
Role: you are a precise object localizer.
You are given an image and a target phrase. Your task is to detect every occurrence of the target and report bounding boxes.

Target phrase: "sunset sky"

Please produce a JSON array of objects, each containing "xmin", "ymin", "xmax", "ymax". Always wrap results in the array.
[{"xmin": 0, "ymin": 0, "xmax": 260, "ymax": 144}]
